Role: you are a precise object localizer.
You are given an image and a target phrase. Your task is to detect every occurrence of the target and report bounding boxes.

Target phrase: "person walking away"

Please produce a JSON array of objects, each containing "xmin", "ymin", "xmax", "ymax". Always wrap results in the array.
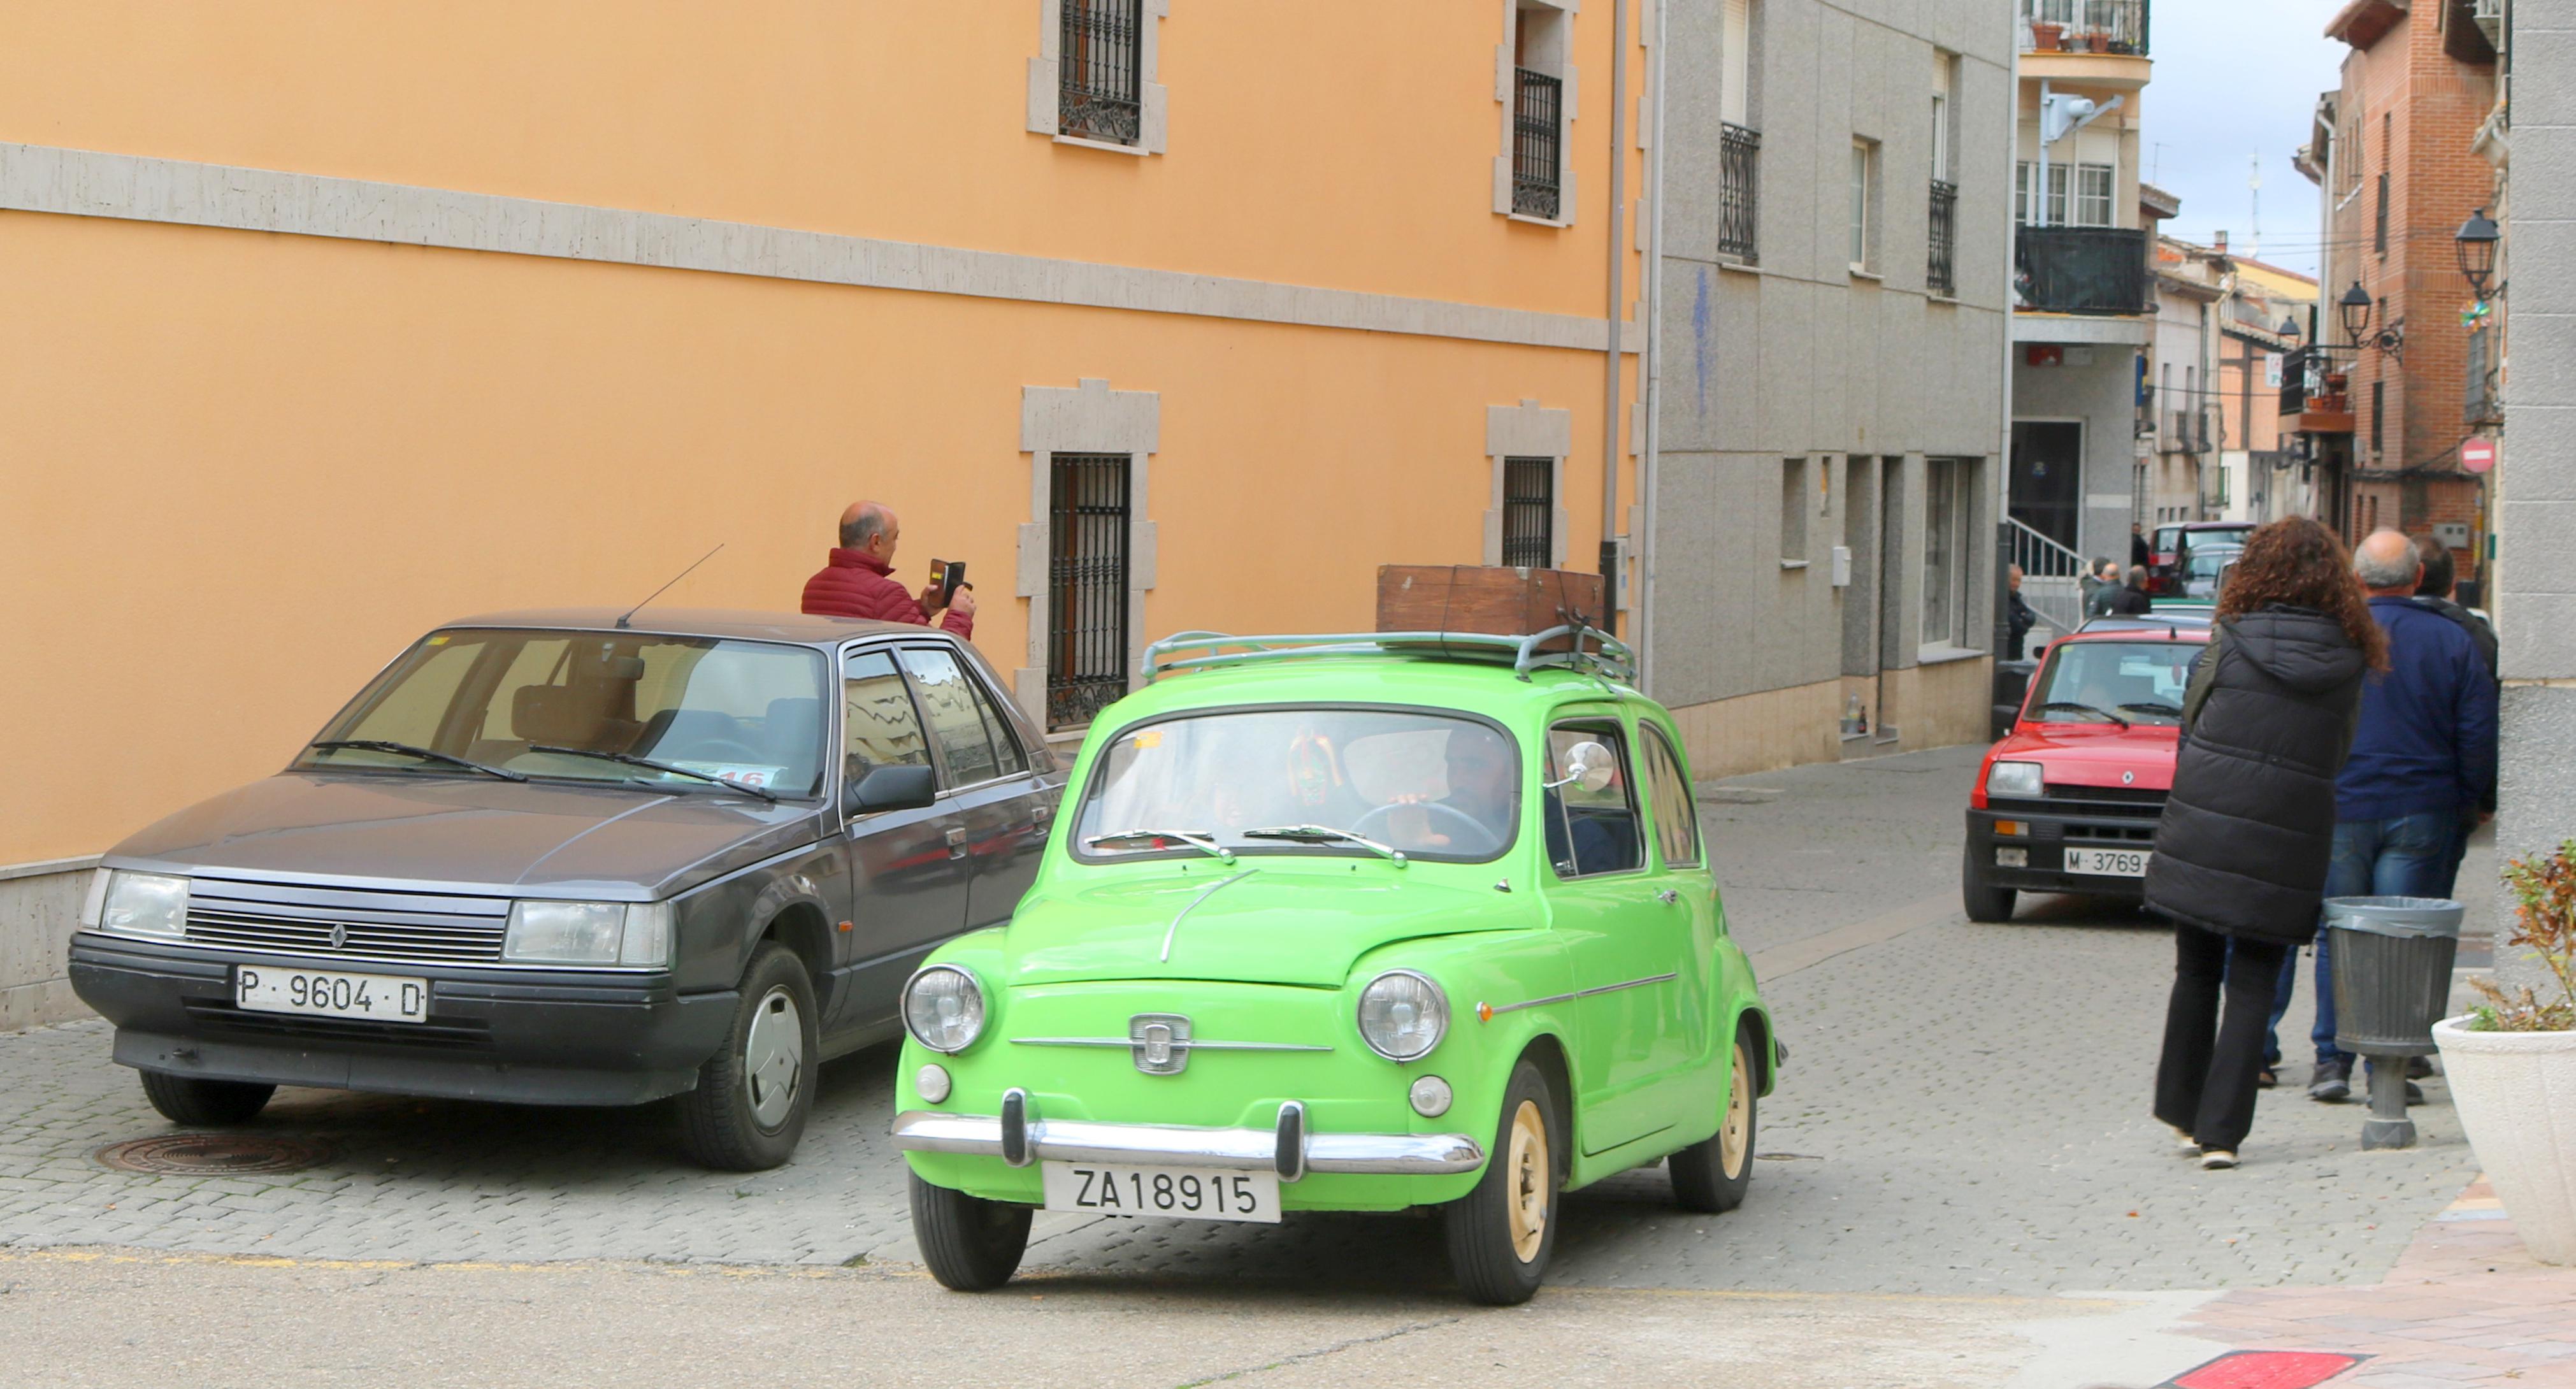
[
  {"xmin": 2084, "ymin": 560, "xmax": 2124, "ymax": 618},
  {"xmin": 2300, "ymin": 529, "xmax": 2498, "ymax": 1102},
  {"xmin": 2143, "ymin": 517, "xmax": 2377, "ymax": 1168},
  {"xmin": 2132, "ymin": 522, "xmax": 2153, "ymax": 570},
  {"xmin": 2006, "ymin": 565, "xmax": 2038, "ymax": 661},
  {"xmin": 2409, "ymin": 534, "xmax": 2499, "ymax": 897},
  {"xmin": 800, "ymin": 501, "xmax": 976, "ymax": 637},
  {"xmin": 2106, "ymin": 565, "xmax": 2154, "ymax": 616}
]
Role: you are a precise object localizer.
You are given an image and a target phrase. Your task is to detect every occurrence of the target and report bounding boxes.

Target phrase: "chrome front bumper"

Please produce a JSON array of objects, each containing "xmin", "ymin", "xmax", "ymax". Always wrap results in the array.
[{"xmin": 893, "ymin": 1090, "xmax": 1485, "ymax": 1181}]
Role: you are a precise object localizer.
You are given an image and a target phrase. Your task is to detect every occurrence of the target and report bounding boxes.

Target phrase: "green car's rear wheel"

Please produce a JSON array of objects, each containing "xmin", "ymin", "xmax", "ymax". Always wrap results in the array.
[
  {"xmin": 1444, "ymin": 1058, "xmax": 1562, "ymax": 1306},
  {"xmin": 909, "ymin": 1172, "xmax": 1033, "ymax": 1292},
  {"xmin": 1671, "ymin": 1023, "xmax": 1758, "ymax": 1213}
]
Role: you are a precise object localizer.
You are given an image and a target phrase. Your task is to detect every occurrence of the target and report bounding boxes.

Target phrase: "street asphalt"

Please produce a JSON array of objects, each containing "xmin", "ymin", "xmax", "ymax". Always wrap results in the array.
[{"xmin": 0, "ymin": 744, "xmax": 2498, "ymax": 1385}]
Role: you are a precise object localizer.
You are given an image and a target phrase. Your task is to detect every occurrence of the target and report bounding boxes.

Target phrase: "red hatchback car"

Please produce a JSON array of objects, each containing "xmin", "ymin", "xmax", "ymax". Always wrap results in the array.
[{"xmin": 1962, "ymin": 624, "xmax": 2210, "ymax": 921}]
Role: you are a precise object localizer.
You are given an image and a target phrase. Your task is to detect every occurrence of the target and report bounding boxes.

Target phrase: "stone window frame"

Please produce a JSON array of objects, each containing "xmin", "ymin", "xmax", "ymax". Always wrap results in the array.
[
  {"xmin": 1483, "ymin": 400, "xmax": 1573, "ymax": 568},
  {"xmin": 1028, "ymin": 0, "xmax": 1172, "ymax": 157},
  {"xmin": 1016, "ymin": 379, "xmax": 1162, "ymax": 736},
  {"xmin": 1493, "ymin": 0, "xmax": 1581, "ymax": 226}
]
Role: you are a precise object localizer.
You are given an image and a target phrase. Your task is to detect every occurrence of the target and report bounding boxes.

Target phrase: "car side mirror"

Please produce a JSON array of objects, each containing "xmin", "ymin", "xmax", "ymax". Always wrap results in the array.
[
  {"xmin": 846, "ymin": 763, "xmax": 937, "ymax": 816},
  {"xmin": 1547, "ymin": 740, "xmax": 1620, "ymax": 794}
]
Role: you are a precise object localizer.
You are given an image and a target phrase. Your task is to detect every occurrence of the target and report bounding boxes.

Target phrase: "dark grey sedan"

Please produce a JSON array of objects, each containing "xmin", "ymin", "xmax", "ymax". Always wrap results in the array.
[{"xmin": 69, "ymin": 609, "xmax": 1062, "ymax": 1170}]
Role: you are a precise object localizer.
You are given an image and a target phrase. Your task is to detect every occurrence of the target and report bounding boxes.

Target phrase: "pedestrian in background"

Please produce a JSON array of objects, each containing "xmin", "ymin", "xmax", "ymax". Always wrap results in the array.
[
  {"xmin": 2144, "ymin": 517, "xmax": 2377, "ymax": 1169},
  {"xmin": 800, "ymin": 500, "xmax": 977, "ymax": 636},
  {"xmin": 2105, "ymin": 565, "xmax": 2154, "ymax": 616},
  {"xmin": 2006, "ymin": 565, "xmax": 2037, "ymax": 660},
  {"xmin": 2083, "ymin": 558, "xmax": 2119, "ymax": 617},
  {"xmin": 2132, "ymin": 522, "xmax": 2153, "ymax": 570},
  {"xmin": 2299, "ymin": 529, "xmax": 2498, "ymax": 1103},
  {"xmin": 2410, "ymin": 533, "xmax": 2500, "ymax": 898}
]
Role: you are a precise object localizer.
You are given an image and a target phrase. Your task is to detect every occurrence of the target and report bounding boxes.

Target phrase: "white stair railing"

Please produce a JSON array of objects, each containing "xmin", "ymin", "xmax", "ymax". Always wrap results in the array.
[{"xmin": 2007, "ymin": 517, "xmax": 2088, "ymax": 638}]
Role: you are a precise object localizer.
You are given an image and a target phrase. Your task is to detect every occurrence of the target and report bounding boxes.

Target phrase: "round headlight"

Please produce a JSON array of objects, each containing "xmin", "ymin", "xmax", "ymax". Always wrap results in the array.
[
  {"xmin": 1356, "ymin": 970, "xmax": 1448, "ymax": 1062},
  {"xmin": 902, "ymin": 965, "xmax": 986, "ymax": 1054}
]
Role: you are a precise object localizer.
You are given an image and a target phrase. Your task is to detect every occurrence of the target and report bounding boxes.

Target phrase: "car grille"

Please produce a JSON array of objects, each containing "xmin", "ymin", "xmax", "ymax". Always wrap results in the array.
[
  {"xmin": 2044, "ymin": 784, "xmax": 2166, "ymax": 805},
  {"xmin": 184, "ymin": 879, "xmax": 511, "ymax": 967},
  {"xmin": 182, "ymin": 1000, "xmax": 497, "ymax": 1050}
]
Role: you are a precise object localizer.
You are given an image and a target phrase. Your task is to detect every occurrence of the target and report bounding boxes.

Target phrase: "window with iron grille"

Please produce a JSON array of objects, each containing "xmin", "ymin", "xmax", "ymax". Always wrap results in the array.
[
  {"xmin": 1511, "ymin": 68, "xmax": 1564, "ymax": 219},
  {"xmin": 1501, "ymin": 457, "xmax": 1555, "ymax": 568},
  {"xmin": 1929, "ymin": 180, "xmax": 1958, "ymax": 296},
  {"xmin": 1060, "ymin": 0, "xmax": 1143, "ymax": 146},
  {"xmin": 2374, "ymin": 171, "xmax": 2390, "ymax": 255},
  {"xmin": 1047, "ymin": 453, "xmax": 1131, "ymax": 730},
  {"xmin": 1720, "ymin": 124, "xmax": 1762, "ymax": 262}
]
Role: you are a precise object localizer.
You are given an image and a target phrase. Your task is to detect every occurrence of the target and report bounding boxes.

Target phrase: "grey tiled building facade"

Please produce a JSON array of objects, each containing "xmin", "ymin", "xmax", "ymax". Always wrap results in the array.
[{"xmin": 1643, "ymin": 0, "xmax": 2012, "ymax": 775}]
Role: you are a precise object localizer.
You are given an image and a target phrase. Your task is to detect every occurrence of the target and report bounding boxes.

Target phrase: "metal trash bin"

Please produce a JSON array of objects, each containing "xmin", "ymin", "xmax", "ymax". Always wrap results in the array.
[{"xmin": 2325, "ymin": 895, "xmax": 2464, "ymax": 1150}]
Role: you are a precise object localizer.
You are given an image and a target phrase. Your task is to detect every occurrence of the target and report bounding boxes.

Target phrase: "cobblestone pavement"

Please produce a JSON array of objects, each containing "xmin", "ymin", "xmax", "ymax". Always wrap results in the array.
[{"xmin": 0, "ymin": 745, "xmax": 2486, "ymax": 1299}]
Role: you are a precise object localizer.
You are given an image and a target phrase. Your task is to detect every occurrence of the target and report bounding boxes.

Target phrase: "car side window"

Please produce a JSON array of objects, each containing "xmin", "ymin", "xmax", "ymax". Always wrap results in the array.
[
  {"xmin": 842, "ymin": 649, "xmax": 933, "ymax": 782},
  {"xmin": 1640, "ymin": 726, "xmax": 1702, "ymax": 869},
  {"xmin": 1544, "ymin": 722, "xmax": 1644, "ymax": 878},
  {"xmin": 899, "ymin": 647, "xmax": 1009, "ymax": 787}
]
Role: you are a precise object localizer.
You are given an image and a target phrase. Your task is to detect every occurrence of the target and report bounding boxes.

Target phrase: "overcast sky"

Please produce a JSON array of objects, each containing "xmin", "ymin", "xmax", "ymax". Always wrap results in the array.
[{"xmin": 2135, "ymin": 0, "xmax": 2350, "ymax": 278}]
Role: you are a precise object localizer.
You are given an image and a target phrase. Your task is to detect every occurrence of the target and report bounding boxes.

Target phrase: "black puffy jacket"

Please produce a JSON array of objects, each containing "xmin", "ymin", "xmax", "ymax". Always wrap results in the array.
[{"xmin": 2143, "ymin": 606, "xmax": 2366, "ymax": 944}]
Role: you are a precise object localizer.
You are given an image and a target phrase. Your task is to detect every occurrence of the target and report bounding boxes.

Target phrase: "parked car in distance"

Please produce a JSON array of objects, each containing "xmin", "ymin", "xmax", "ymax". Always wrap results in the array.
[
  {"xmin": 69, "ymin": 609, "xmax": 1061, "ymax": 1170},
  {"xmin": 2147, "ymin": 522, "xmax": 2255, "ymax": 595},
  {"xmin": 2179, "ymin": 544, "xmax": 2244, "ymax": 600},
  {"xmin": 1963, "ymin": 623, "xmax": 2210, "ymax": 921},
  {"xmin": 891, "ymin": 628, "xmax": 1780, "ymax": 1305}
]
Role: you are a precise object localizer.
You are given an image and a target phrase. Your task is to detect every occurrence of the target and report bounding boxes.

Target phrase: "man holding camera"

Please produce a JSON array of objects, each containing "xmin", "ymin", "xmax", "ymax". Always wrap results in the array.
[{"xmin": 800, "ymin": 500, "xmax": 975, "ymax": 637}]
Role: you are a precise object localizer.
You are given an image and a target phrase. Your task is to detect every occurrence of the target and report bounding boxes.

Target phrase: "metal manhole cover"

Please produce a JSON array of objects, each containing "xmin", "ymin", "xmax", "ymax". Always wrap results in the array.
[{"xmin": 95, "ymin": 1134, "xmax": 333, "ymax": 1176}]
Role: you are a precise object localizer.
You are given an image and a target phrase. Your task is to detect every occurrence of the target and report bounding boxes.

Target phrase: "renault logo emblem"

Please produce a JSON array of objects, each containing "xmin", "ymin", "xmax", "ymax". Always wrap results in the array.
[
  {"xmin": 329, "ymin": 924, "xmax": 349, "ymax": 951},
  {"xmin": 1129, "ymin": 1013, "xmax": 1191, "ymax": 1075},
  {"xmin": 2122, "ymin": 770, "xmax": 2136, "ymax": 786}
]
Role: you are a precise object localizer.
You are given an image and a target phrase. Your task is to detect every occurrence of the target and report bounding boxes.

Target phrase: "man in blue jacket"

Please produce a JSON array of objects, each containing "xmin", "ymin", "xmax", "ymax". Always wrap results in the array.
[{"xmin": 2303, "ymin": 529, "xmax": 2500, "ymax": 1102}]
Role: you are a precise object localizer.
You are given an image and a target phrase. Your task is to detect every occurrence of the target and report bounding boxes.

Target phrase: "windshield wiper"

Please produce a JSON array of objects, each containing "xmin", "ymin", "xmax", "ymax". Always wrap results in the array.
[
  {"xmin": 2039, "ymin": 702, "xmax": 2131, "ymax": 729},
  {"xmin": 308, "ymin": 739, "xmax": 527, "ymax": 782},
  {"xmin": 1082, "ymin": 828, "xmax": 1235, "ymax": 863},
  {"xmin": 526, "ymin": 745, "xmax": 778, "ymax": 802},
  {"xmin": 2119, "ymin": 701, "xmax": 2184, "ymax": 718},
  {"xmin": 1241, "ymin": 824, "xmax": 1409, "ymax": 867}
]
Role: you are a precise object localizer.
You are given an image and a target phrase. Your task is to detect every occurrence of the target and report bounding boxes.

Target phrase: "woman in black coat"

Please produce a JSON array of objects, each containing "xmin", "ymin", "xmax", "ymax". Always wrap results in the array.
[{"xmin": 2144, "ymin": 517, "xmax": 2383, "ymax": 1169}]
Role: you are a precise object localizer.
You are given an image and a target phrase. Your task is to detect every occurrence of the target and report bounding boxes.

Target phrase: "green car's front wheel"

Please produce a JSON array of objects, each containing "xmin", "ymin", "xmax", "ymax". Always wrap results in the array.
[
  {"xmin": 1671, "ymin": 1023, "xmax": 1759, "ymax": 1213},
  {"xmin": 909, "ymin": 1172, "xmax": 1033, "ymax": 1291},
  {"xmin": 1444, "ymin": 1058, "xmax": 1562, "ymax": 1306}
]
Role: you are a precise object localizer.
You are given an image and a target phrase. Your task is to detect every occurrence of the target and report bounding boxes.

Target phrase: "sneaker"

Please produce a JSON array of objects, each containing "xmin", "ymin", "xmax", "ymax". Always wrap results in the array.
[
  {"xmin": 2200, "ymin": 1149, "xmax": 2240, "ymax": 1170},
  {"xmin": 2171, "ymin": 1126, "xmax": 2201, "ymax": 1156},
  {"xmin": 2310, "ymin": 1058, "xmax": 2352, "ymax": 1102}
]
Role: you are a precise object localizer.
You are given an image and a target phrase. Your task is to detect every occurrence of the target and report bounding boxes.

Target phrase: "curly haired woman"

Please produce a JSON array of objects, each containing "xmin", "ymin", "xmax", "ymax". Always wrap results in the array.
[{"xmin": 2144, "ymin": 516, "xmax": 2385, "ymax": 1169}]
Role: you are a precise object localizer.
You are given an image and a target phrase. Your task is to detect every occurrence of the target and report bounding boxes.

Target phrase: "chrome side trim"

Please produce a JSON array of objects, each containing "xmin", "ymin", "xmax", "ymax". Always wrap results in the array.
[
  {"xmin": 891, "ymin": 1109, "xmax": 1484, "ymax": 1176},
  {"xmin": 1010, "ymin": 1037, "xmax": 1333, "ymax": 1053},
  {"xmin": 1476, "ymin": 972, "xmax": 1679, "ymax": 1021}
]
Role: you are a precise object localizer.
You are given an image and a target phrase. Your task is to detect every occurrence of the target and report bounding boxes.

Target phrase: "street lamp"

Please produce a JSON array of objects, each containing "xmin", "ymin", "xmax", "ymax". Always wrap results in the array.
[
  {"xmin": 2278, "ymin": 315, "xmax": 2303, "ymax": 342},
  {"xmin": 2340, "ymin": 282, "xmax": 2374, "ymax": 344},
  {"xmin": 2456, "ymin": 206, "xmax": 2501, "ymax": 299}
]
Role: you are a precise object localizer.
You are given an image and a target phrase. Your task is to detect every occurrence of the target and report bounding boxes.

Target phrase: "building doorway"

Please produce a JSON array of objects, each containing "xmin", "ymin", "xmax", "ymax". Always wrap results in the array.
[{"xmin": 2009, "ymin": 421, "xmax": 2083, "ymax": 553}]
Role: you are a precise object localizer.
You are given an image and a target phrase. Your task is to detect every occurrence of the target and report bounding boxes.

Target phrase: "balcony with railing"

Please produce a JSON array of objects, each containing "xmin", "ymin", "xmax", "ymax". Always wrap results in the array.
[
  {"xmin": 1928, "ymin": 180, "xmax": 1958, "ymax": 297},
  {"xmin": 1719, "ymin": 123, "xmax": 1760, "ymax": 264},
  {"xmin": 2013, "ymin": 226, "xmax": 2150, "ymax": 315},
  {"xmin": 2020, "ymin": 0, "xmax": 2149, "ymax": 54},
  {"xmin": 2278, "ymin": 346, "xmax": 2354, "ymax": 435},
  {"xmin": 1511, "ymin": 68, "xmax": 1563, "ymax": 220},
  {"xmin": 2466, "ymin": 324, "xmax": 2503, "ymax": 426}
]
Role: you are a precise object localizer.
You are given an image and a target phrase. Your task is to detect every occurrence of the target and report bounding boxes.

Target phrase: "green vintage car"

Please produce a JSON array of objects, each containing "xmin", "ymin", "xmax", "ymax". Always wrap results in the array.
[{"xmin": 891, "ymin": 628, "xmax": 1779, "ymax": 1304}]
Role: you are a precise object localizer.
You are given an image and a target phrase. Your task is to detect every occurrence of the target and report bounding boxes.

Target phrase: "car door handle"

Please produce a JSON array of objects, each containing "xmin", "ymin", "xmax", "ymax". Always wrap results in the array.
[
  {"xmin": 1655, "ymin": 889, "xmax": 1680, "ymax": 905},
  {"xmin": 946, "ymin": 826, "xmax": 969, "ymax": 858}
]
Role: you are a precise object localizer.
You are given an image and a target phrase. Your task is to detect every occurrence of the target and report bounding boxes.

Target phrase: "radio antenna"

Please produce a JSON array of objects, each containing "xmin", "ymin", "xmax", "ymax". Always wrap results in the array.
[{"xmin": 615, "ymin": 544, "xmax": 724, "ymax": 630}]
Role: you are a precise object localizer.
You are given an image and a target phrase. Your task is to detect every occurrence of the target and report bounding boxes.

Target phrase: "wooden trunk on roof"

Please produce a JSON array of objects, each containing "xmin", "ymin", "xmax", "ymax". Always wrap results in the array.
[{"xmin": 1374, "ymin": 565, "xmax": 1607, "ymax": 649}]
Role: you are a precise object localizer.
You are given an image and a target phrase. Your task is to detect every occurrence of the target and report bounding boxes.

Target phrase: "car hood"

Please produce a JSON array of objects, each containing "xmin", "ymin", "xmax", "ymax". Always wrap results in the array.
[
  {"xmin": 1000, "ymin": 865, "xmax": 1536, "ymax": 988},
  {"xmin": 1998, "ymin": 723, "xmax": 2178, "ymax": 792},
  {"xmin": 108, "ymin": 772, "xmax": 823, "ymax": 897}
]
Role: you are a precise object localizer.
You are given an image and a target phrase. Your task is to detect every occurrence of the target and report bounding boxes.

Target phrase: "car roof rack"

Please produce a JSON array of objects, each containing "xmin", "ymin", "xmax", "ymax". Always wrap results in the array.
[{"xmin": 1143, "ymin": 626, "xmax": 1637, "ymax": 685}]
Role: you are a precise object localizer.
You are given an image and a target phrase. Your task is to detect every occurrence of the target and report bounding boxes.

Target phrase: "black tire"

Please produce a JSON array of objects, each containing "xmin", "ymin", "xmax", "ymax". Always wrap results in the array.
[
  {"xmin": 908, "ymin": 1172, "xmax": 1033, "ymax": 1292},
  {"xmin": 1962, "ymin": 844, "xmax": 2017, "ymax": 923},
  {"xmin": 138, "ymin": 1071, "xmax": 275, "ymax": 1126},
  {"xmin": 1444, "ymin": 1057, "xmax": 1563, "ymax": 1306},
  {"xmin": 1671, "ymin": 1024, "xmax": 1759, "ymax": 1214},
  {"xmin": 675, "ymin": 942, "xmax": 819, "ymax": 1172}
]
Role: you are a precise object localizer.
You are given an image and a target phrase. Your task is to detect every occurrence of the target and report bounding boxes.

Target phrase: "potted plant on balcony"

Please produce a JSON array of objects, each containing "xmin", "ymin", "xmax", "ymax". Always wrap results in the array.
[
  {"xmin": 2435, "ymin": 839, "xmax": 2576, "ymax": 1265},
  {"xmin": 2030, "ymin": 18, "xmax": 2066, "ymax": 49}
]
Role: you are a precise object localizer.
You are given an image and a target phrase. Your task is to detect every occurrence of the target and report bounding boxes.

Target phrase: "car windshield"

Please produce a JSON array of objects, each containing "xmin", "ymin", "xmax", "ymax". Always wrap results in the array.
[
  {"xmin": 2031, "ymin": 640, "xmax": 2199, "ymax": 727},
  {"xmin": 1074, "ymin": 708, "xmax": 1520, "ymax": 863},
  {"xmin": 2184, "ymin": 547, "xmax": 2241, "ymax": 580},
  {"xmin": 300, "ymin": 629, "xmax": 830, "ymax": 797}
]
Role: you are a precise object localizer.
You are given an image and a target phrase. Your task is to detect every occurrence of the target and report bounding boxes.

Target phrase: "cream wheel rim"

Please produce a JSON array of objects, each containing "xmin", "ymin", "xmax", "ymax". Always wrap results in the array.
[
  {"xmin": 1720, "ymin": 1040, "xmax": 1752, "ymax": 1178},
  {"xmin": 1504, "ymin": 1098, "xmax": 1550, "ymax": 1262}
]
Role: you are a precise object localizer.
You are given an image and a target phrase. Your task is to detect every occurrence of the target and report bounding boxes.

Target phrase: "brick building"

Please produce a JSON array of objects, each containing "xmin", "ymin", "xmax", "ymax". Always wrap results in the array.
[{"xmin": 2308, "ymin": 0, "xmax": 2501, "ymax": 590}]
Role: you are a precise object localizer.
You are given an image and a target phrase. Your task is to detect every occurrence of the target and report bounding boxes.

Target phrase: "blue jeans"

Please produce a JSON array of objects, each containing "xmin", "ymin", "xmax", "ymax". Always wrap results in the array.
[{"xmin": 2285, "ymin": 812, "xmax": 2458, "ymax": 1065}]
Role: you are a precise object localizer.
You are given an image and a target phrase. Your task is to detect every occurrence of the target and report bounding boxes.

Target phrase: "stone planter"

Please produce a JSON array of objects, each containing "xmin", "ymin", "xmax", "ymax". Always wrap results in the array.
[{"xmin": 2433, "ymin": 1016, "xmax": 2576, "ymax": 1264}]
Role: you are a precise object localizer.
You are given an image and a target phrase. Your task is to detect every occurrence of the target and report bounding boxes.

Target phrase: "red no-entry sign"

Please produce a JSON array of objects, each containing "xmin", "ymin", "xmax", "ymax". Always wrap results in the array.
[{"xmin": 2462, "ymin": 438, "xmax": 2498, "ymax": 473}]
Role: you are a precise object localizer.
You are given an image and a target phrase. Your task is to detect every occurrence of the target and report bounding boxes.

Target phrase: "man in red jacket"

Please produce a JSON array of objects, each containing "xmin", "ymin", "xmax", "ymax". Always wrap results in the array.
[{"xmin": 800, "ymin": 501, "xmax": 975, "ymax": 637}]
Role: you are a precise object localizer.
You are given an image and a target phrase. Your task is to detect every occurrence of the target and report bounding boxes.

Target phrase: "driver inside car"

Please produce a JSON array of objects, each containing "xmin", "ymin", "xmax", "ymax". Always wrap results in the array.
[{"xmin": 1376, "ymin": 729, "xmax": 1516, "ymax": 854}]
